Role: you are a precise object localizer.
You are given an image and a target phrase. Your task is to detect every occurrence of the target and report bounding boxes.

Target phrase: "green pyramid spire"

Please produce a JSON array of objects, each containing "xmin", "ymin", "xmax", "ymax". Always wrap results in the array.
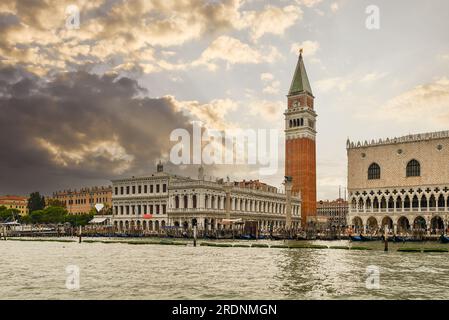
[{"xmin": 288, "ymin": 51, "xmax": 313, "ymax": 96}]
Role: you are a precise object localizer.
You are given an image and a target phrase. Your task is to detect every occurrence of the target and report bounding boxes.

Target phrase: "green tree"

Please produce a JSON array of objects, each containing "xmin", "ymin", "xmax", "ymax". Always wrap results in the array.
[
  {"xmin": 29, "ymin": 210, "xmax": 45, "ymax": 223},
  {"xmin": 0, "ymin": 208, "xmax": 20, "ymax": 222},
  {"xmin": 65, "ymin": 213, "xmax": 94, "ymax": 227},
  {"xmin": 19, "ymin": 214, "xmax": 31, "ymax": 224},
  {"xmin": 27, "ymin": 206, "xmax": 68, "ymax": 224},
  {"xmin": 46, "ymin": 198, "xmax": 66, "ymax": 208},
  {"xmin": 28, "ymin": 192, "xmax": 45, "ymax": 213},
  {"xmin": 41, "ymin": 206, "xmax": 67, "ymax": 223}
]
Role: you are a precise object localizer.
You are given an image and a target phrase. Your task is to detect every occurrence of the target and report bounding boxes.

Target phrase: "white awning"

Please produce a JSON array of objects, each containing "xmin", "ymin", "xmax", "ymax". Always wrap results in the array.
[
  {"xmin": 0, "ymin": 221, "xmax": 20, "ymax": 226},
  {"xmin": 89, "ymin": 217, "xmax": 108, "ymax": 224},
  {"xmin": 221, "ymin": 218, "xmax": 243, "ymax": 225}
]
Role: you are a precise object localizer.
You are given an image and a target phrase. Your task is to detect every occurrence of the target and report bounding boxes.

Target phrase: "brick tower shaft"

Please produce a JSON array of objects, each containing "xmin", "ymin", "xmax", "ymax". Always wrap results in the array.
[{"xmin": 285, "ymin": 51, "xmax": 317, "ymax": 227}]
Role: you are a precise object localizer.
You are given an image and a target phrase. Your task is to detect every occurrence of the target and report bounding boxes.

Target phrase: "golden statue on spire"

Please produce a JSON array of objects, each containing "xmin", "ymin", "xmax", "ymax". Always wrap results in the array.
[{"xmin": 299, "ymin": 48, "xmax": 303, "ymax": 55}]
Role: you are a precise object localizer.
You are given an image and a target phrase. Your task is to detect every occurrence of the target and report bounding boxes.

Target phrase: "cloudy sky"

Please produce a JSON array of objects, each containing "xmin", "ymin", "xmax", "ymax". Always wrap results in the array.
[{"xmin": 1, "ymin": 0, "xmax": 448, "ymax": 199}]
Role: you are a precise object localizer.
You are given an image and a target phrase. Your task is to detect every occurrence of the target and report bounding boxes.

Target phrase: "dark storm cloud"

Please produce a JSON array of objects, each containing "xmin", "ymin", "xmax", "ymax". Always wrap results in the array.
[{"xmin": 0, "ymin": 65, "xmax": 192, "ymax": 195}]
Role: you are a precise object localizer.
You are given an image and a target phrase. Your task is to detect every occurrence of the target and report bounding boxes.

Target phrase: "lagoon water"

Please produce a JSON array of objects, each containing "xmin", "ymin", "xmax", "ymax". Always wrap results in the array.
[{"xmin": 1, "ymin": 238, "xmax": 449, "ymax": 300}]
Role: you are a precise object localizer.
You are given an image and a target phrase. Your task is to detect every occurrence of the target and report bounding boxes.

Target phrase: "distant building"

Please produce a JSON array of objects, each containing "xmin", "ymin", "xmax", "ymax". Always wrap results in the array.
[
  {"xmin": 233, "ymin": 180, "xmax": 278, "ymax": 193},
  {"xmin": 347, "ymin": 130, "xmax": 449, "ymax": 234},
  {"xmin": 52, "ymin": 186, "xmax": 112, "ymax": 215},
  {"xmin": 317, "ymin": 198, "xmax": 348, "ymax": 227},
  {"xmin": 111, "ymin": 164, "xmax": 301, "ymax": 232},
  {"xmin": 111, "ymin": 163, "xmax": 171, "ymax": 231},
  {"xmin": 0, "ymin": 195, "xmax": 29, "ymax": 216}
]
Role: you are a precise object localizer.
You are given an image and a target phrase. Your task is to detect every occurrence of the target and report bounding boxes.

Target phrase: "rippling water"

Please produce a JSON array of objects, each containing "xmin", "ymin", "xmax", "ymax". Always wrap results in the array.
[{"xmin": 1, "ymin": 239, "xmax": 449, "ymax": 299}]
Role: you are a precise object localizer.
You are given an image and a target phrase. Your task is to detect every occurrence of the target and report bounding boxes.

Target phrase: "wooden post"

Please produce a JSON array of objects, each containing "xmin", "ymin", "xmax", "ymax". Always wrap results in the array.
[
  {"xmin": 193, "ymin": 225, "xmax": 197, "ymax": 247},
  {"xmin": 256, "ymin": 221, "xmax": 259, "ymax": 240},
  {"xmin": 78, "ymin": 225, "xmax": 82, "ymax": 243},
  {"xmin": 384, "ymin": 227, "xmax": 388, "ymax": 252}
]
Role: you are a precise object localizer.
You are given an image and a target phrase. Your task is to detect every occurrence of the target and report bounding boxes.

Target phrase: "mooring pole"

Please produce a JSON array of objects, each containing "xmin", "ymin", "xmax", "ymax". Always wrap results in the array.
[
  {"xmin": 79, "ymin": 225, "xmax": 82, "ymax": 243},
  {"xmin": 384, "ymin": 227, "xmax": 388, "ymax": 252},
  {"xmin": 193, "ymin": 224, "xmax": 197, "ymax": 247}
]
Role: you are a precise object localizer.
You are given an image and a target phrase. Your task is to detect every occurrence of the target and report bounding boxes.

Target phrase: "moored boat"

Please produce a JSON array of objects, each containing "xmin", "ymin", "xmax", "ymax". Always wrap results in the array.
[
  {"xmin": 350, "ymin": 235, "xmax": 380, "ymax": 241},
  {"xmin": 439, "ymin": 235, "xmax": 449, "ymax": 243}
]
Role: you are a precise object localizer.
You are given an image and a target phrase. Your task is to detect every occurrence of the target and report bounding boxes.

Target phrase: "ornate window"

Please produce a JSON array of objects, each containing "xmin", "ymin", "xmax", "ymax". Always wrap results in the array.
[
  {"xmin": 368, "ymin": 163, "xmax": 381, "ymax": 180},
  {"xmin": 175, "ymin": 196, "xmax": 179, "ymax": 209},
  {"xmin": 192, "ymin": 195, "xmax": 197, "ymax": 209},
  {"xmin": 406, "ymin": 159, "xmax": 420, "ymax": 177}
]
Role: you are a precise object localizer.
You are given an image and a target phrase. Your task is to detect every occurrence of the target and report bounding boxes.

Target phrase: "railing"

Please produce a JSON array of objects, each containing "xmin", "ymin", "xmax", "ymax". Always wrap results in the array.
[
  {"xmin": 170, "ymin": 180, "xmax": 221, "ymax": 188},
  {"xmin": 169, "ymin": 180, "xmax": 298, "ymax": 199},
  {"xmin": 350, "ymin": 206, "xmax": 449, "ymax": 215},
  {"xmin": 169, "ymin": 208, "xmax": 224, "ymax": 213}
]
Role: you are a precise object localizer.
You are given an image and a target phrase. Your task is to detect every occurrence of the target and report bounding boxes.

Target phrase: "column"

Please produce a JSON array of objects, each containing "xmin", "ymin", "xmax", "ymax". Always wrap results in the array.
[
  {"xmin": 198, "ymin": 193, "xmax": 204, "ymax": 209},
  {"xmin": 188, "ymin": 194, "xmax": 192, "ymax": 209},
  {"xmin": 225, "ymin": 186, "xmax": 231, "ymax": 220},
  {"xmin": 285, "ymin": 179, "xmax": 293, "ymax": 230}
]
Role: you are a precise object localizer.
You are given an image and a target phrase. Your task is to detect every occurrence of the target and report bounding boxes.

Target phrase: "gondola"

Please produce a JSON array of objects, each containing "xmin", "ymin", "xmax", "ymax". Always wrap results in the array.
[
  {"xmin": 350, "ymin": 235, "xmax": 379, "ymax": 242},
  {"xmin": 439, "ymin": 235, "xmax": 449, "ymax": 243},
  {"xmin": 239, "ymin": 234, "xmax": 255, "ymax": 240},
  {"xmin": 384, "ymin": 235, "xmax": 424, "ymax": 242},
  {"xmin": 350, "ymin": 235, "xmax": 363, "ymax": 241},
  {"xmin": 271, "ymin": 234, "xmax": 295, "ymax": 240}
]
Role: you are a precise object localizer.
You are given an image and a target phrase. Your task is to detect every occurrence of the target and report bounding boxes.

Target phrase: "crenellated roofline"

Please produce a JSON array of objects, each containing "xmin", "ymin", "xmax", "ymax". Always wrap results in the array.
[{"xmin": 347, "ymin": 130, "xmax": 449, "ymax": 150}]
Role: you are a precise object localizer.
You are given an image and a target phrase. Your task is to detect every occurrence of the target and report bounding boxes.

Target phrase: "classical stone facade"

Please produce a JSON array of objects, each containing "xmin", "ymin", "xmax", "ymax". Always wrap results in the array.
[
  {"xmin": 111, "ymin": 165, "xmax": 301, "ymax": 232},
  {"xmin": 169, "ymin": 178, "xmax": 301, "ymax": 231},
  {"xmin": 111, "ymin": 163, "xmax": 171, "ymax": 231},
  {"xmin": 347, "ymin": 130, "xmax": 449, "ymax": 234},
  {"xmin": 285, "ymin": 51, "xmax": 317, "ymax": 227}
]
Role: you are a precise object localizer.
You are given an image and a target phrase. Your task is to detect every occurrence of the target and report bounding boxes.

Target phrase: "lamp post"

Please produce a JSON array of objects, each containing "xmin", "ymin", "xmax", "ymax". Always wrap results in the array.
[
  {"xmin": 192, "ymin": 218, "xmax": 197, "ymax": 247},
  {"xmin": 284, "ymin": 176, "xmax": 293, "ymax": 237}
]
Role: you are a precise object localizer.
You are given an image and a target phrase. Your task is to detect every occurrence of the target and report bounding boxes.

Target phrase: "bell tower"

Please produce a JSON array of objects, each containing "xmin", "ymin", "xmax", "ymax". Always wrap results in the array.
[{"xmin": 285, "ymin": 50, "xmax": 317, "ymax": 227}]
